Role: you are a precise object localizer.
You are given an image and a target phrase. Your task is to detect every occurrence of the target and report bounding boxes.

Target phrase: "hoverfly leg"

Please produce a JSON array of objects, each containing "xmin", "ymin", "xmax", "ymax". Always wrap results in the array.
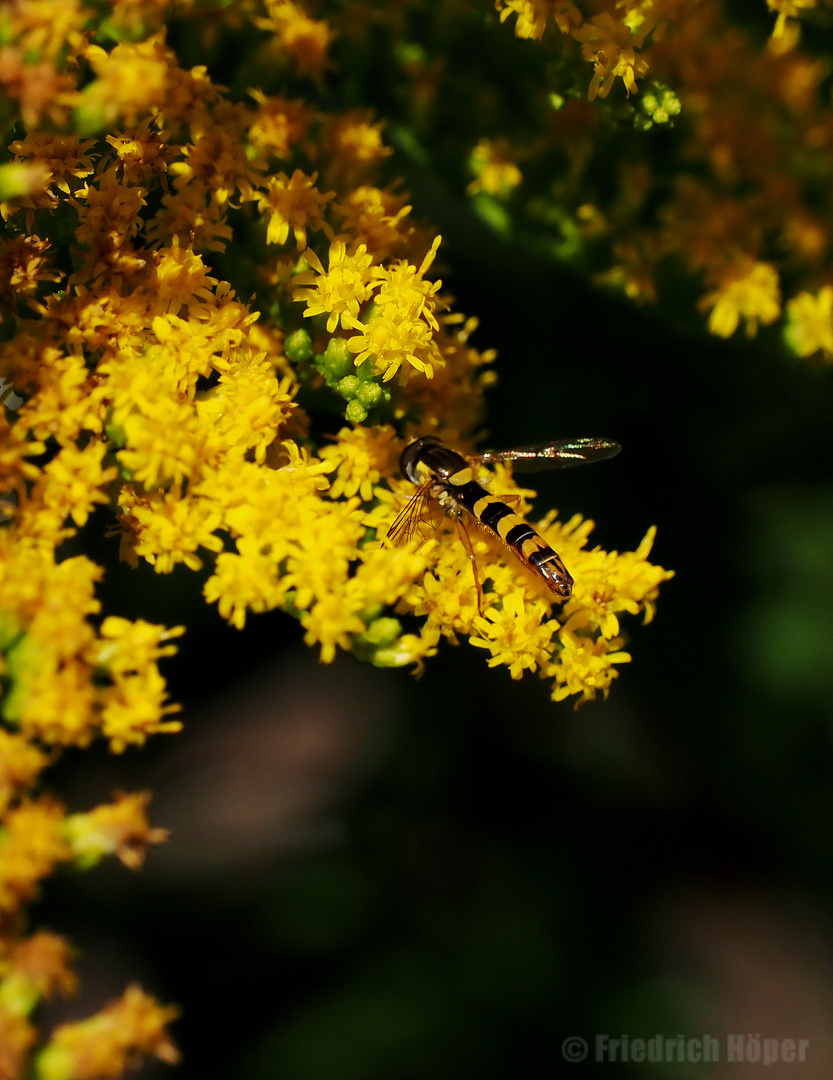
[{"xmin": 455, "ymin": 517, "xmax": 483, "ymax": 617}]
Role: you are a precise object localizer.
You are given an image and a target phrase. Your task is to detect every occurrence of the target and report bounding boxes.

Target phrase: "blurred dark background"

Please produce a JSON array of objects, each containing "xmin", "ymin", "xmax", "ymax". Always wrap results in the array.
[{"xmin": 35, "ymin": 211, "xmax": 833, "ymax": 1077}]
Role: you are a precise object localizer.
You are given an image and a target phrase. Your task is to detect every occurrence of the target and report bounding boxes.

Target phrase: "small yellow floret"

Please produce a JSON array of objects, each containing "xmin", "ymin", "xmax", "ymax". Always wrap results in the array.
[
  {"xmin": 36, "ymin": 985, "xmax": 179, "ymax": 1080},
  {"xmin": 702, "ymin": 259, "xmax": 781, "ymax": 338},
  {"xmin": 255, "ymin": 170, "xmax": 334, "ymax": 248},
  {"xmin": 292, "ymin": 239, "xmax": 376, "ymax": 332},
  {"xmin": 785, "ymin": 286, "xmax": 833, "ymax": 359},
  {"xmin": 572, "ymin": 13, "xmax": 651, "ymax": 99},
  {"xmin": 64, "ymin": 793, "xmax": 168, "ymax": 870}
]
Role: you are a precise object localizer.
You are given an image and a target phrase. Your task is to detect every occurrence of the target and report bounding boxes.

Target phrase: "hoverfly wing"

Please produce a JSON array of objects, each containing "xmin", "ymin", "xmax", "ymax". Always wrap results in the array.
[
  {"xmin": 386, "ymin": 481, "xmax": 440, "ymax": 549},
  {"xmin": 477, "ymin": 437, "xmax": 621, "ymax": 472}
]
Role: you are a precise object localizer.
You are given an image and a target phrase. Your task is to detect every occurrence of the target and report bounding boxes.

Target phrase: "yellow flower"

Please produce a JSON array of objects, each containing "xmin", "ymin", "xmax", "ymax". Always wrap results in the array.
[
  {"xmin": 301, "ymin": 593, "xmax": 367, "ymax": 663},
  {"xmin": 347, "ymin": 236, "xmax": 445, "ymax": 381},
  {"xmin": 550, "ymin": 615, "xmax": 632, "ymax": 703},
  {"xmin": 0, "ymin": 235, "xmax": 63, "ymax": 311},
  {"xmin": 319, "ymin": 425, "xmax": 401, "ymax": 501},
  {"xmin": 29, "ymin": 441, "xmax": 117, "ymax": 531},
  {"xmin": 0, "ymin": 549, "xmax": 100, "ymax": 661},
  {"xmin": 0, "ymin": 932, "xmax": 77, "ymax": 1010},
  {"xmin": 99, "ymin": 666, "xmax": 183, "ymax": 753},
  {"xmin": 92, "ymin": 617, "xmax": 183, "ymax": 676},
  {"xmin": 467, "ymin": 139, "xmax": 523, "ymax": 198},
  {"xmin": 80, "ymin": 33, "xmax": 217, "ymax": 129},
  {"xmin": 204, "ymin": 547, "xmax": 291, "ymax": 629},
  {"xmin": 560, "ymin": 523, "xmax": 674, "ymax": 634},
  {"xmin": 17, "ymin": 351, "xmax": 106, "ymax": 446},
  {"xmin": 470, "ymin": 588, "xmax": 558, "ymax": 678},
  {"xmin": 151, "ymin": 240, "xmax": 220, "ymax": 314},
  {"xmin": 64, "ymin": 793, "xmax": 168, "ymax": 870},
  {"xmin": 321, "ymin": 112, "xmax": 392, "ymax": 188},
  {"xmin": 256, "ymin": 1, "xmax": 335, "ymax": 81},
  {"xmin": 104, "ymin": 123, "xmax": 176, "ymax": 188},
  {"xmin": 0, "ymin": 732, "xmax": 49, "ymax": 816},
  {"xmin": 293, "ymin": 239, "xmax": 376, "ymax": 332},
  {"xmin": 7, "ymin": 134, "xmax": 96, "ymax": 197},
  {"xmin": 572, "ymin": 13, "xmax": 651, "ymax": 99},
  {"xmin": 169, "ymin": 103, "xmax": 263, "ymax": 207},
  {"xmin": 0, "ymin": 800, "xmax": 72, "ymax": 915},
  {"xmin": 496, "ymin": 0, "xmax": 581, "ymax": 39},
  {"xmin": 702, "ymin": 259, "xmax": 781, "ymax": 338},
  {"xmin": 73, "ymin": 171, "xmax": 148, "ymax": 281},
  {"xmin": 370, "ymin": 235, "xmax": 443, "ymax": 329},
  {"xmin": 247, "ymin": 91, "xmax": 315, "ymax": 157},
  {"xmin": 9, "ymin": 644, "xmax": 98, "ymax": 748},
  {"xmin": 5, "ymin": 0, "xmax": 87, "ymax": 63},
  {"xmin": 35, "ymin": 985, "xmax": 179, "ymax": 1080},
  {"xmin": 768, "ymin": 0, "xmax": 817, "ymax": 41},
  {"xmin": 255, "ymin": 169, "xmax": 334, "ymax": 247},
  {"xmin": 346, "ymin": 306, "xmax": 442, "ymax": 382},
  {"xmin": 333, "ymin": 185, "xmax": 413, "ymax": 259},
  {"xmin": 0, "ymin": 1007, "xmax": 36, "ymax": 1080},
  {"xmin": 195, "ymin": 356, "xmax": 297, "ymax": 464},
  {"xmin": 117, "ymin": 487, "xmax": 224, "ymax": 573},
  {"xmin": 785, "ymin": 286, "xmax": 833, "ymax": 359}
]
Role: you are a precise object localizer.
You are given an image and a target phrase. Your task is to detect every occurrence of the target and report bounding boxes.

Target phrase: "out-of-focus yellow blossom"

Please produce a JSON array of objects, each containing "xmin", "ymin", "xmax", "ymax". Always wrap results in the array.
[
  {"xmin": 0, "ymin": 732, "xmax": 49, "ymax": 815},
  {"xmin": 334, "ymin": 186, "xmax": 413, "ymax": 259},
  {"xmin": 64, "ymin": 793, "xmax": 169, "ymax": 870},
  {"xmin": 80, "ymin": 33, "xmax": 220, "ymax": 130},
  {"xmin": 767, "ymin": 0, "xmax": 818, "ymax": 42},
  {"xmin": 0, "ymin": 1007, "xmax": 37, "ymax": 1080},
  {"xmin": 5, "ymin": 134, "xmax": 96, "ymax": 200},
  {"xmin": 256, "ymin": 170, "xmax": 335, "ymax": 247},
  {"xmin": 0, "ymin": 800, "xmax": 72, "ymax": 915},
  {"xmin": 256, "ymin": 0, "xmax": 336, "ymax": 82},
  {"xmin": 100, "ymin": 666, "xmax": 183, "ymax": 753},
  {"xmin": 785, "ymin": 287, "xmax": 833, "ymax": 360},
  {"xmin": 0, "ymin": 932, "xmax": 77, "ymax": 1012},
  {"xmin": 247, "ymin": 92, "xmax": 316, "ymax": 158},
  {"xmin": 496, "ymin": 0, "xmax": 582, "ymax": 39},
  {"xmin": 467, "ymin": 140, "xmax": 523, "ymax": 198},
  {"xmin": 321, "ymin": 113, "xmax": 393, "ymax": 189},
  {"xmin": 35, "ymin": 986, "xmax": 180, "ymax": 1080},
  {"xmin": 701, "ymin": 259, "xmax": 781, "ymax": 338},
  {"xmin": 0, "ymin": 235, "xmax": 63, "ymax": 311},
  {"xmin": 572, "ymin": 13, "xmax": 652, "ymax": 99}
]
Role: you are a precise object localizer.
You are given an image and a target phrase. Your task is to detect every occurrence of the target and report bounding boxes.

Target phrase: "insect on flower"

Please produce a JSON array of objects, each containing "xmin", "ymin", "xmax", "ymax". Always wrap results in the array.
[{"xmin": 388, "ymin": 435, "xmax": 621, "ymax": 607}]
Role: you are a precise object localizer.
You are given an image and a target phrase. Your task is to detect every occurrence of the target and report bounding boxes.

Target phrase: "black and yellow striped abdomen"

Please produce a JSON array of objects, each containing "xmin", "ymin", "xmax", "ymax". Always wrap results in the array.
[{"xmin": 399, "ymin": 436, "xmax": 574, "ymax": 598}]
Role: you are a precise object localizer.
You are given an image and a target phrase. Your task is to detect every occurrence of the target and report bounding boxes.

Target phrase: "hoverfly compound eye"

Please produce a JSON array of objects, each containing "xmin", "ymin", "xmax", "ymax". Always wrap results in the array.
[{"xmin": 399, "ymin": 436, "xmax": 442, "ymax": 484}]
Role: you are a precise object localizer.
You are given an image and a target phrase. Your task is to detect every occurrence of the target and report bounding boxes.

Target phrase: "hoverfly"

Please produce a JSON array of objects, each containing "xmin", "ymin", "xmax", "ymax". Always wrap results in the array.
[{"xmin": 387, "ymin": 435, "xmax": 620, "ymax": 605}]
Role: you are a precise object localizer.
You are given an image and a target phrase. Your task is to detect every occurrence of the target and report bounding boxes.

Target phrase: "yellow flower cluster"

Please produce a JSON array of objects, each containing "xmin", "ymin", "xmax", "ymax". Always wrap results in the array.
[
  {"xmin": 0, "ymin": 1, "xmax": 674, "ymax": 1074},
  {"xmin": 362, "ymin": 464, "xmax": 671, "ymax": 703},
  {"xmin": 490, "ymin": 0, "xmax": 833, "ymax": 360}
]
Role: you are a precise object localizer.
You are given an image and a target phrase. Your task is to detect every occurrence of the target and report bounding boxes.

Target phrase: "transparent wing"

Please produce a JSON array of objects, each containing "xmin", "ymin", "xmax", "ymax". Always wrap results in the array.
[
  {"xmin": 386, "ymin": 482, "xmax": 439, "ymax": 548},
  {"xmin": 477, "ymin": 437, "xmax": 621, "ymax": 472}
]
